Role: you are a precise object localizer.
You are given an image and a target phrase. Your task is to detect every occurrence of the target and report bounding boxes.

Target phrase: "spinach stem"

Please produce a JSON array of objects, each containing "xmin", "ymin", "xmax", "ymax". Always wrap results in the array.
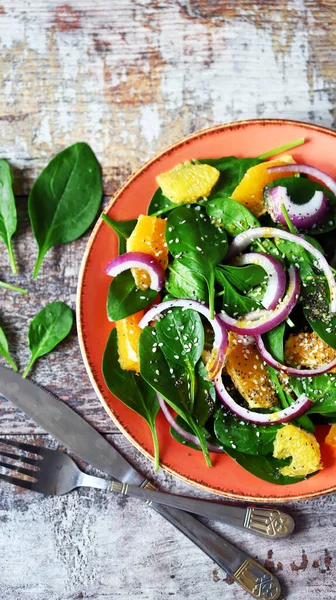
[
  {"xmin": 193, "ymin": 421, "xmax": 212, "ymax": 467},
  {"xmin": 4, "ymin": 355, "xmax": 18, "ymax": 372},
  {"xmin": 32, "ymin": 252, "xmax": 44, "ymax": 279},
  {"xmin": 150, "ymin": 203, "xmax": 177, "ymax": 218},
  {"xmin": 101, "ymin": 213, "xmax": 116, "ymax": 229},
  {"xmin": 22, "ymin": 357, "xmax": 35, "ymax": 379},
  {"xmin": 7, "ymin": 242, "xmax": 18, "ymax": 275},
  {"xmin": 151, "ymin": 424, "xmax": 160, "ymax": 472},
  {"xmin": 258, "ymin": 138, "xmax": 305, "ymax": 160},
  {"xmin": 0, "ymin": 280, "xmax": 28, "ymax": 294},
  {"xmin": 208, "ymin": 268, "xmax": 215, "ymax": 320},
  {"xmin": 280, "ymin": 203, "xmax": 297, "ymax": 234}
]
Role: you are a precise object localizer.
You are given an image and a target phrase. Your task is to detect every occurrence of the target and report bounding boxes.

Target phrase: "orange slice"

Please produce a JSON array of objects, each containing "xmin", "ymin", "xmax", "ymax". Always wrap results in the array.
[
  {"xmin": 157, "ymin": 161, "xmax": 220, "ymax": 204},
  {"xmin": 116, "ymin": 310, "xmax": 144, "ymax": 372},
  {"xmin": 127, "ymin": 214, "xmax": 168, "ymax": 289},
  {"xmin": 273, "ymin": 424, "xmax": 322, "ymax": 478},
  {"xmin": 285, "ymin": 332, "xmax": 336, "ymax": 372}
]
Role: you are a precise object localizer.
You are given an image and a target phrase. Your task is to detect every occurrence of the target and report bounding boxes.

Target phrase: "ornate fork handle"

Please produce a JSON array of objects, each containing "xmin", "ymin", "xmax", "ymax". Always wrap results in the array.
[{"xmin": 109, "ymin": 480, "xmax": 294, "ymax": 539}]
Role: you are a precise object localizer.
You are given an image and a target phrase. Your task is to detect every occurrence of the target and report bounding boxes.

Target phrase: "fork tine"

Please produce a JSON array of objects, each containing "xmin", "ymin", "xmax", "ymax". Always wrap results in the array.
[
  {"xmin": 0, "ymin": 449, "xmax": 39, "ymax": 466},
  {"xmin": 0, "ymin": 472, "xmax": 34, "ymax": 491},
  {"xmin": 0, "ymin": 460, "xmax": 37, "ymax": 477},
  {"xmin": 0, "ymin": 438, "xmax": 43, "ymax": 455}
]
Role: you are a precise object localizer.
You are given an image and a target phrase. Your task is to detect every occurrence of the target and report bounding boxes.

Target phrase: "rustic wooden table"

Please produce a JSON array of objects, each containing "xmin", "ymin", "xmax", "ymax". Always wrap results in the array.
[{"xmin": 1, "ymin": 1, "xmax": 336, "ymax": 599}]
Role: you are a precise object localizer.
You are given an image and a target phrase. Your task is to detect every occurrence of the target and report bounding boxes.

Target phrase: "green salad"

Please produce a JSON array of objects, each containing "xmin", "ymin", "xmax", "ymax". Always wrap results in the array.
[{"xmin": 102, "ymin": 137, "xmax": 336, "ymax": 485}]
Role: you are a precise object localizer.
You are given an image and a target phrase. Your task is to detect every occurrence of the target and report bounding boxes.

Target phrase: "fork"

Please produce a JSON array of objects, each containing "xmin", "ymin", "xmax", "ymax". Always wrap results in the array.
[{"xmin": 0, "ymin": 438, "xmax": 294, "ymax": 539}]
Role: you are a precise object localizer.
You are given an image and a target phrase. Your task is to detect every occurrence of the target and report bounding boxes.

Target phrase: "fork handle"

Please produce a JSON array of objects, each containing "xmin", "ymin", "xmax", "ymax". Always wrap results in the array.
[{"xmin": 109, "ymin": 481, "xmax": 294, "ymax": 539}]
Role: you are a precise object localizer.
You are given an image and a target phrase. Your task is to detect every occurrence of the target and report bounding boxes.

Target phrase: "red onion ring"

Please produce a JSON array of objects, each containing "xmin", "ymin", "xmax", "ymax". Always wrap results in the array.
[
  {"xmin": 219, "ymin": 266, "xmax": 300, "ymax": 335},
  {"xmin": 266, "ymin": 185, "xmax": 329, "ymax": 230},
  {"xmin": 214, "ymin": 376, "xmax": 313, "ymax": 425},
  {"xmin": 234, "ymin": 252, "xmax": 286, "ymax": 309},
  {"xmin": 228, "ymin": 226, "xmax": 336, "ymax": 313},
  {"xmin": 255, "ymin": 334, "xmax": 336, "ymax": 377},
  {"xmin": 105, "ymin": 251, "xmax": 165, "ymax": 292},
  {"xmin": 268, "ymin": 163, "xmax": 336, "ymax": 196},
  {"xmin": 157, "ymin": 393, "xmax": 224, "ymax": 453},
  {"xmin": 139, "ymin": 299, "xmax": 228, "ymax": 379}
]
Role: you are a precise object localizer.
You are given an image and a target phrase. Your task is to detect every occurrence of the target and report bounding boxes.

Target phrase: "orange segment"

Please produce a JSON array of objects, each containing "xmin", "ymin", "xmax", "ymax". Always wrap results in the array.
[
  {"xmin": 273, "ymin": 424, "xmax": 322, "ymax": 478},
  {"xmin": 325, "ymin": 424, "xmax": 336, "ymax": 452},
  {"xmin": 116, "ymin": 310, "xmax": 144, "ymax": 372},
  {"xmin": 225, "ymin": 334, "xmax": 278, "ymax": 409},
  {"xmin": 157, "ymin": 161, "xmax": 220, "ymax": 204},
  {"xmin": 231, "ymin": 155, "xmax": 296, "ymax": 217},
  {"xmin": 126, "ymin": 214, "xmax": 168, "ymax": 289},
  {"xmin": 285, "ymin": 332, "xmax": 336, "ymax": 371}
]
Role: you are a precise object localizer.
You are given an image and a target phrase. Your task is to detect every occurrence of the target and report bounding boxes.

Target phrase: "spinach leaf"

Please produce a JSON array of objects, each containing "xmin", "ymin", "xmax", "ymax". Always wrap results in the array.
[
  {"xmin": 206, "ymin": 197, "xmax": 260, "ymax": 236},
  {"xmin": 301, "ymin": 277, "xmax": 336, "ymax": 349},
  {"xmin": 218, "ymin": 264, "xmax": 265, "ymax": 293},
  {"xmin": 198, "ymin": 157, "xmax": 261, "ymax": 198},
  {"xmin": 102, "ymin": 328, "xmax": 160, "ymax": 470},
  {"xmin": 22, "ymin": 301, "xmax": 73, "ymax": 378},
  {"xmin": 139, "ymin": 326, "xmax": 211, "ymax": 466},
  {"xmin": 267, "ymin": 366, "xmax": 314, "ymax": 433},
  {"xmin": 264, "ymin": 323, "xmax": 286, "ymax": 363},
  {"xmin": 215, "ymin": 268, "xmax": 259, "ymax": 316},
  {"xmin": 147, "ymin": 188, "xmax": 173, "ymax": 216},
  {"xmin": 166, "ymin": 257, "xmax": 208, "ymax": 303},
  {"xmin": 290, "ymin": 373, "xmax": 336, "ymax": 416},
  {"xmin": 0, "ymin": 159, "xmax": 17, "ymax": 274},
  {"xmin": 167, "ymin": 205, "xmax": 228, "ymax": 317},
  {"xmin": 155, "ymin": 308, "xmax": 204, "ymax": 410},
  {"xmin": 29, "ymin": 143, "xmax": 103, "ymax": 278},
  {"xmin": 222, "ymin": 446, "xmax": 305, "ymax": 485},
  {"xmin": 101, "ymin": 214, "xmax": 137, "ymax": 254},
  {"xmin": 214, "ymin": 408, "xmax": 279, "ymax": 455},
  {"xmin": 107, "ymin": 270, "xmax": 157, "ymax": 321},
  {"xmin": 0, "ymin": 327, "xmax": 17, "ymax": 371},
  {"xmin": 267, "ymin": 177, "xmax": 336, "ymax": 234}
]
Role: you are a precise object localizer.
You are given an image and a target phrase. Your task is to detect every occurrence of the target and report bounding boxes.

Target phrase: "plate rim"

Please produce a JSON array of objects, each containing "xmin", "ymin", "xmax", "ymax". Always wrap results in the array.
[{"xmin": 77, "ymin": 117, "xmax": 336, "ymax": 503}]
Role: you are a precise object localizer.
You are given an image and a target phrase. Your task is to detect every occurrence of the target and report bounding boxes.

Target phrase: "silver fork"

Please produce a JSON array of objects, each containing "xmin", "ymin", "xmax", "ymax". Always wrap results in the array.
[{"xmin": 0, "ymin": 438, "xmax": 294, "ymax": 539}]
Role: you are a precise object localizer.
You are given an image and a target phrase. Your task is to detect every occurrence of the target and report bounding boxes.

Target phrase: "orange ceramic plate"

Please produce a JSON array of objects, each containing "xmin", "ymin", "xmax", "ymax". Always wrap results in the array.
[{"xmin": 77, "ymin": 118, "xmax": 336, "ymax": 502}]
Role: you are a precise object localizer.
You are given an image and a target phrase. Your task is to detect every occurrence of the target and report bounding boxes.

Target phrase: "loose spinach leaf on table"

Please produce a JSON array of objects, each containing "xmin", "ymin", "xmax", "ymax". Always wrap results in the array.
[
  {"xmin": 217, "ymin": 264, "xmax": 265, "ymax": 293},
  {"xmin": 29, "ymin": 142, "xmax": 103, "ymax": 278},
  {"xmin": 107, "ymin": 270, "xmax": 157, "ymax": 321},
  {"xmin": 0, "ymin": 159, "xmax": 17, "ymax": 274},
  {"xmin": 214, "ymin": 408, "xmax": 279, "ymax": 456},
  {"xmin": 267, "ymin": 177, "xmax": 336, "ymax": 234},
  {"xmin": 102, "ymin": 328, "xmax": 160, "ymax": 470},
  {"xmin": 206, "ymin": 197, "xmax": 260, "ymax": 236},
  {"xmin": 101, "ymin": 214, "xmax": 137, "ymax": 254},
  {"xmin": 139, "ymin": 326, "xmax": 212, "ymax": 466},
  {"xmin": 166, "ymin": 205, "xmax": 228, "ymax": 317},
  {"xmin": 155, "ymin": 308, "xmax": 204, "ymax": 410},
  {"xmin": 215, "ymin": 268, "xmax": 260, "ymax": 316},
  {"xmin": 147, "ymin": 187, "xmax": 174, "ymax": 216},
  {"xmin": 198, "ymin": 156, "xmax": 261, "ymax": 198},
  {"xmin": 23, "ymin": 301, "xmax": 73, "ymax": 378},
  {"xmin": 166, "ymin": 257, "xmax": 208, "ymax": 303},
  {"xmin": 0, "ymin": 326, "xmax": 17, "ymax": 371}
]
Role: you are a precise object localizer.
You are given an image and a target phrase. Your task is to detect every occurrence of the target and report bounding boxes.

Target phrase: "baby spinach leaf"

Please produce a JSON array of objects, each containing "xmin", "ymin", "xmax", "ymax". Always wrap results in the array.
[
  {"xmin": 0, "ymin": 159, "xmax": 17, "ymax": 274},
  {"xmin": 214, "ymin": 409, "xmax": 279, "ymax": 456},
  {"xmin": 139, "ymin": 326, "xmax": 212, "ymax": 466},
  {"xmin": 107, "ymin": 270, "xmax": 157, "ymax": 321},
  {"xmin": 218, "ymin": 264, "xmax": 265, "ymax": 293},
  {"xmin": 22, "ymin": 301, "xmax": 73, "ymax": 378},
  {"xmin": 206, "ymin": 197, "xmax": 260, "ymax": 236},
  {"xmin": 102, "ymin": 328, "xmax": 160, "ymax": 470},
  {"xmin": 198, "ymin": 156, "xmax": 261, "ymax": 198},
  {"xmin": 267, "ymin": 177, "xmax": 336, "ymax": 234},
  {"xmin": 215, "ymin": 268, "xmax": 259, "ymax": 316},
  {"xmin": 147, "ymin": 188, "xmax": 173, "ymax": 216},
  {"xmin": 166, "ymin": 257, "xmax": 208, "ymax": 303},
  {"xmin": 0, "ymin": 327, "xmax": 17, "ymax": 371},
  {"xmin": 155, "ymin": 308, "xmax": 204, "ymax": 411},
  {"xmin": 264, "ymin": 323, "xmax": 286, "ymax": 363},
  {"xmin": 167, "ymin": 205, "xmax": 228, "ymax": 317},
  {"xmin": 222, "ymin": 446, "xmax": 305, "ymax": 485},
  {"xmin": 301, "ymin": 276, "xmax": 336, "ymax": 349},
  {"xmin": 101, "ymin": 214, "xmax": 137, "ymax": 254},
  {"xmin": 29, "ymin": 142, "xmax": 103, "ymax": 278},
  {"xmin": 267, "ymin": 366, "xmax": 314, "ymax": 433},
  {"xmin": 290, "ymin": 372, "xmax": 336, "ymax": 416}
]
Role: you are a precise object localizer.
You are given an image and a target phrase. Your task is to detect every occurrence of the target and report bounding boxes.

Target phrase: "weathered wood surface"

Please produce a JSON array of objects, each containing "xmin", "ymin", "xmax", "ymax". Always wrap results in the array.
[{"xmin": 1, "ymin": 1, "xmax": 336, "ymax": 599}]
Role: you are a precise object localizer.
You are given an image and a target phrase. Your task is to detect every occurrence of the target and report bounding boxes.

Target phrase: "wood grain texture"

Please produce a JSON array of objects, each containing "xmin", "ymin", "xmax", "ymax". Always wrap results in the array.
[{"xmin": 0, "ymin": 1, "xmax": 336, "ymax": 598}]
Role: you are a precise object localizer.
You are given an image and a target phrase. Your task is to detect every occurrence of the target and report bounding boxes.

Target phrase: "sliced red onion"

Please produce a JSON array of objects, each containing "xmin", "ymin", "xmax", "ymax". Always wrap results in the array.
[
  {"xmin": 255, "ymin": 334, "xmax": 336, "ymax": 377},
  {"xmin": 105, "ymin": 251, "xmax": 165, "ymax": 292},
  {"xmin": 214, "ymin": 376, "xmax": 313, "ymax": 425},
  {"xmin": 139, "ymin": 299, "xmax": 228, "ymax": 380},
  {"xmin": 268, "ymin": 163, "xmax": 336, "ymax": 196},
  {"xmin": 157, "ymin": 393, "xmax": 224, "ymax": 453},
  {"xmin": 228, "ymin": 227, "xmax": 336, "ymax": 313},
  {"xmin": 266, "ymin": 185, "xmax": 329, "ymax": 229},
  {"xmin": 219, "ymin": 266, "xmax": 300, "ymax": 335},
  {"xmin": 234, "ymin": 252, "xmax": 286, "ymax": 309}
]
